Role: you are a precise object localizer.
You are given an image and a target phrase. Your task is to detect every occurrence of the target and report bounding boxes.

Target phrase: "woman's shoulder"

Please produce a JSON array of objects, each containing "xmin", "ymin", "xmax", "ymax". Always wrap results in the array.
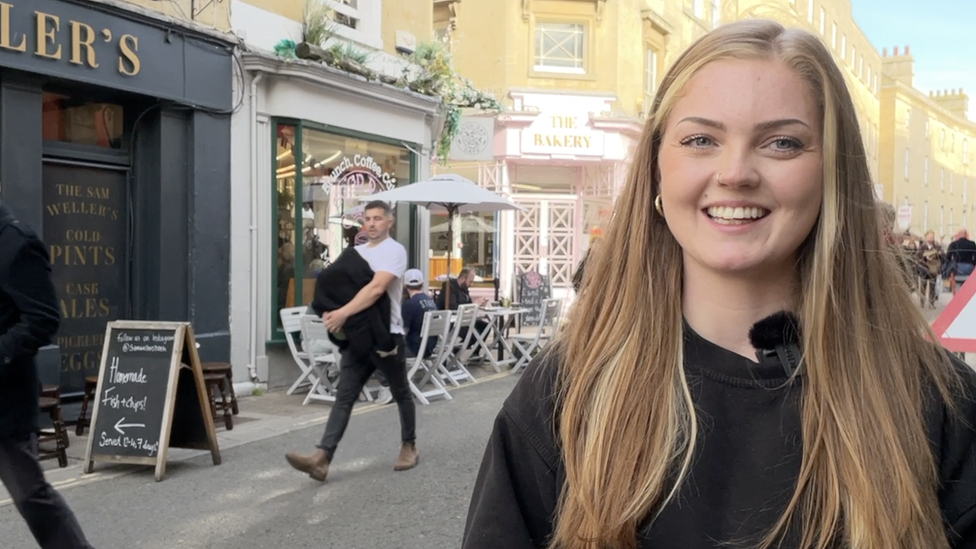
[
  {"xmin": 931, "ymin": 355, "xmax": 976, "ymax": 530},
  {"xmin": 500, "ymin": 351, "xmax": 562, "ymax": 467}
]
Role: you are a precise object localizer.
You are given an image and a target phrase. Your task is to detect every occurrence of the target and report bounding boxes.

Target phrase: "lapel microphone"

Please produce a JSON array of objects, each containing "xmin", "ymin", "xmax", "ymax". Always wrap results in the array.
[{"xmin": 747, "ymin": 311, "xmax": 803, "ymax": 377}]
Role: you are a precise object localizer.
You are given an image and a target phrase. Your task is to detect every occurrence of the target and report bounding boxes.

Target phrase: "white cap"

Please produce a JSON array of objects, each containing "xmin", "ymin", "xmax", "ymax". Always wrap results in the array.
[{"xmin": 404, "ymin": 269, "xmax": 425, "ymax": 287}]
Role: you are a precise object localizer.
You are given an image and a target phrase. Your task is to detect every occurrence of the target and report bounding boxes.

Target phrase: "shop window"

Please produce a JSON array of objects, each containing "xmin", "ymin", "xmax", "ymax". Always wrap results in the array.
[
  {"xmin": 272, "ymin": 121, "xmax": 412, "ymax": 332},
  {"xmin": 42, "ymin": 92, "xmax": 124, "ymax": 149},
  {"xmin": 429, "ymin": 212, "xmax": 496, "ymax": 285},
  {"xmin": 534, "ymin": 22, "xmax": 586, "ymax": 74}
]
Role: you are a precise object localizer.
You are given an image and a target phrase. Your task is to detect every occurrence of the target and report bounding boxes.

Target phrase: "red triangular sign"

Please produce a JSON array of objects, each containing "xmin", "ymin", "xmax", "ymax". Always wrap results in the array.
[{"xmin": 932, "ymin": 277, "xmax": 976, "ymax": 352}]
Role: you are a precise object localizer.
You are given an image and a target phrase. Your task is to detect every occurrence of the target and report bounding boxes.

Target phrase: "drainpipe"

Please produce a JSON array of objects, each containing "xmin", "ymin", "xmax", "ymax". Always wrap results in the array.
[{"xmin": 247, "ymin": 71, "xmax": 265, "ymax": 384}]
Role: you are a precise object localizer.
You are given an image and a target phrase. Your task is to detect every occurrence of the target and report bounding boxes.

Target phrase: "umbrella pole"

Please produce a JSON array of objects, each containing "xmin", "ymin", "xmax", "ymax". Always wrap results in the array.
[{"xmin": 445, "ymin": 206, "xmax": 455, "ymax": 309}]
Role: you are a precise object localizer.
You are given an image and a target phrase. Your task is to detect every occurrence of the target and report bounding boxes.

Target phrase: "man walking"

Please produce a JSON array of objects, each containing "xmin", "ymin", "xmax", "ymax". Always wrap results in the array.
[
  {"xmin": 0, "ymin": 199, "xmax": 93, "ymax": 548},
  {"xmin": 285, "ymin": 201, "xmax": 418, "ymax": 482}
]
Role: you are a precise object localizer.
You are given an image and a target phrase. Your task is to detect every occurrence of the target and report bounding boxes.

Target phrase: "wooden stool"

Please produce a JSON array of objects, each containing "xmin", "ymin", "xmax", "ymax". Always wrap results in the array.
[
  {"xmin": 37, "ymin": 396, "xmax": 68, "ymax": 468},
  {"xmin": 39, "ymin": 385, "xmax": 69, "ymax": 450},
  {"xmin": 203, "ymin": 373, "xmax": 233, "ymax": 431},
  {"xmin": 76, "ymin": 376, "xmax": 99, "ymax": 436},
  {"xmin": 201, "ymin": 362, "xmax": 238, "ymax": 415}
]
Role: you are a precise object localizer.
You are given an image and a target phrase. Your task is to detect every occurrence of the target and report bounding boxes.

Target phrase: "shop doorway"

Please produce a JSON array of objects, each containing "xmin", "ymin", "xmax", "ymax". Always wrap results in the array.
[
  {"xmin": 512, "ymin": 196, "xmax": 578, "ymax": 296},
  {"xmin": 42, "ymin": 161, "xmax": 129, "ymax": 398}
]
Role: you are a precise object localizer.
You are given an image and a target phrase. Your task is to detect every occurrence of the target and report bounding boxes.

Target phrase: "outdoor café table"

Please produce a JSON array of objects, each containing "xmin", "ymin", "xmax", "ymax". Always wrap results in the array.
[{"xmin": 472, "ymin": 307, "xmax": 528, "ymax": 373}]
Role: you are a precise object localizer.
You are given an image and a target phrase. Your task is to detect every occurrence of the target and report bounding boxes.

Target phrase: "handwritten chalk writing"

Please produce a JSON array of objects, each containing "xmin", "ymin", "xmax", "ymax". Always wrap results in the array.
[
  {"xmin": 122, "ymin": 343, "xmax": 167, "ymax": 353},
  {"xmin": 108, "ymin": 357, "xmax": 147, "ymax": 383},
  {"xmin": 97, "ymin": 432, "xmax": 158, "ymax": 457},
  {"xmin": 99, "ymin": 387, "xmax": 147, "ymax": 412}
]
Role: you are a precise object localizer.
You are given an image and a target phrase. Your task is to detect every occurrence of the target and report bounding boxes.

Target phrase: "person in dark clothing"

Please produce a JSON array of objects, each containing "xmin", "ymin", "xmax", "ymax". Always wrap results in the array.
[
  {"xmin": 436, "ymin": 267, "xmax": 489, "ymax": 349},
  {"xmin": 285, "ymin": 201, "xmax": 418, "ymax": 482},
  {"xmin": 947, "ymin": 229, "xmax": 976, "ymax": 291},
  {"xmin": 401, "ymin": 269, "xmax": 437, "ymax": 358},
  {"xmin": 464, "ymin": 20, "xmax": 976, "ymax": 549},
  {"xmin": 0, "ymin": 200, "xmax": 93, "ymax": 548}
]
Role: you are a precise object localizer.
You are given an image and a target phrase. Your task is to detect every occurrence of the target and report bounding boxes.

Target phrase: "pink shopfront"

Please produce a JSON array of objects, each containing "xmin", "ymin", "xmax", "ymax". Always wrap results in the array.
[{"xmin": 437, "ymin": 90, "xmax": 641, "ymax": 302}]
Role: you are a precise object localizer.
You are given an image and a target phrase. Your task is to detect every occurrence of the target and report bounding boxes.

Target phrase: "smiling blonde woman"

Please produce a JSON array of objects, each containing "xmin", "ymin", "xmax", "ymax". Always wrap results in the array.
[{"xmin": 462, "ymin": 19, "xmax": 976, "ymax": 549}]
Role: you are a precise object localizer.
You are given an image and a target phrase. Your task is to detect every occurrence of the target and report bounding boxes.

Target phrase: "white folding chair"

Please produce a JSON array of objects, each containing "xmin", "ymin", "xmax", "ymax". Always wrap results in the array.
[
  {"xmin": 299, "ymin": 315, "xmax": 341, "ymax": 405},
  {"xmin": 511, "ymin": 298, "xmax": 563, "ymax": 373},
  {"xmin": 280, "ymin": 307, "xmax": 320, "ymax": 395},
  {"xmin": 440, "ymin": 304, "xmax": 478, "ymax": 386},
  {"xmin": 407, "ymin": 310, "xmax": 454, "ymax": 405}
]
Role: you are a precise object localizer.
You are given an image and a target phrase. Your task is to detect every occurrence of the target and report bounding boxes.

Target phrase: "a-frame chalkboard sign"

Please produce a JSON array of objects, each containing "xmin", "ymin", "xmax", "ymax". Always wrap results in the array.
[{"xmin": 83, "ymin": 321, "xmax": 221, "ymax": 481}]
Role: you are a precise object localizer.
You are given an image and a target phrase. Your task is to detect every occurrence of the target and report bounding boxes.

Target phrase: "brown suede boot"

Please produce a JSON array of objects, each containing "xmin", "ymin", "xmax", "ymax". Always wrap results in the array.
[
  {"xmin": 394, "ymin": 443, "xmax": 419, "ymax": 471},
  {"xmin": 285, "ymin": 449, "xmax": 330, "ymax": 482}
]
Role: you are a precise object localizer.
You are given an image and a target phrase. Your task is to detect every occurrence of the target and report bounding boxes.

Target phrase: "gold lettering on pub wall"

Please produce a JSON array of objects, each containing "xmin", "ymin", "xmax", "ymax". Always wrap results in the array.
[
  {"xmin": 0, "ymin": 2, "xmax": 142, "ymax": 76},
  {"xmin": 69, "ymin": 20, "xmax": 98, "ymax": 68},
  {"xmin": 118, "ymin": 34, "xmax": 139, "ymax": 76},
  {"xmin": 35, "ymin": 12, "xmax": 61, "ymax": 59},
  {"xmin": 0, "ymin": 3, "xmax": 24, "ymax": 51}
]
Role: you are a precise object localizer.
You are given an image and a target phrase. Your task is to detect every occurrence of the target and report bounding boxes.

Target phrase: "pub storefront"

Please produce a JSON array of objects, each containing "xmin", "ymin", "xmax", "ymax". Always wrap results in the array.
[
  {"xmin": 0, "ymin": 0, "xmax": 235, "ymax": 413},
  {"xmin": 234, "ymin": 52, "xmax": 443, "ymax": 390}
]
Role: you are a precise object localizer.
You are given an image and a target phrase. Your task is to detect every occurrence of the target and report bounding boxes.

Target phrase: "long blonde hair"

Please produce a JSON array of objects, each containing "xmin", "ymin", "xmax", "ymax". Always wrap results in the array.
[{"xmin": 553, "ymin": 19, "xmax": 958, "ymax": 549}]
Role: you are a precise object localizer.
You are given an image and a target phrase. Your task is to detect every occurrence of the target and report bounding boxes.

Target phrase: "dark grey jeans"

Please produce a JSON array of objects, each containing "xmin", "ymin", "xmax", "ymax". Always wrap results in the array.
[
  {"xmin": 317, "ymin": 334, "xmax": 416, "ymax": 461},
  {"xmin": 0, "ymin": 434, "xmax": 93, "ymax": 548}
]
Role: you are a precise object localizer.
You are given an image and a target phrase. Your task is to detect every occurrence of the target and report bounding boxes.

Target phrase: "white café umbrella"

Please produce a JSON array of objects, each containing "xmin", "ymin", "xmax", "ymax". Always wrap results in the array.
[{"xmin": 361, "ymin": 173, "xmax": 520, "ymax": 307}]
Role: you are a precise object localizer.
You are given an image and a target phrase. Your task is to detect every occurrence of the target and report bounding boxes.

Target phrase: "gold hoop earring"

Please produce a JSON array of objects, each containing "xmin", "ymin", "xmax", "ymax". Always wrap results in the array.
[{"xmin": 654, "ymin": 194, "xmax": 664, "ymax": 216}]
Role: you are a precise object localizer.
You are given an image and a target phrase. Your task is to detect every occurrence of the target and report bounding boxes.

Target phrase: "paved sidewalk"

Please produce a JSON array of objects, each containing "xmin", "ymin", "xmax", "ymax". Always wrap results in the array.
[{"xmin": 1, "ymin": 362, "xmax": 509, "ymax": 504}]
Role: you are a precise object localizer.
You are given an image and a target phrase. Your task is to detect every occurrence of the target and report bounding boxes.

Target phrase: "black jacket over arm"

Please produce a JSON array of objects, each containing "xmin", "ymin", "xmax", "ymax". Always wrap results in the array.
[
  {"xmin": 0, "ymin": 202, "xmax": 60, "ymax": 439},
  {"xmin": 309, "ymin": 247, "xmax": 395, "ymax": 360}
]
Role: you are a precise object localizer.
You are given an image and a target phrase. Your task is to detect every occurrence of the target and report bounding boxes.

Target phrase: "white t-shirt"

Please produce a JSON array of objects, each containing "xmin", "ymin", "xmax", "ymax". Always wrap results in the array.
[{"xmin": 355, "ymin": 237, "xmax": 408, "ymax": 335}]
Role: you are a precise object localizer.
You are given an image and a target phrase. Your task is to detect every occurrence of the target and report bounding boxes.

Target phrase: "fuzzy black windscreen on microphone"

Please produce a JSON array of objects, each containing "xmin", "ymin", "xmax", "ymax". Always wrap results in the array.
[{"xmin": 747, "ymin": 311, "xmax": 801, "ymax": 350}]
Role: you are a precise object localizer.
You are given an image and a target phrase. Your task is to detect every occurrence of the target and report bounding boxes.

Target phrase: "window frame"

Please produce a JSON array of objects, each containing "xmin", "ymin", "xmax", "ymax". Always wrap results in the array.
[
  {"xmin": 268, "ymin": 117, "xmax": 420, "ymax": 340},
  {"xmin": 320, "ymin": 0, "xmax": 382, "ymax": 50},
  {"xmin": 529, "ymin": 15, "xmax": 595, "ymax": 80}
]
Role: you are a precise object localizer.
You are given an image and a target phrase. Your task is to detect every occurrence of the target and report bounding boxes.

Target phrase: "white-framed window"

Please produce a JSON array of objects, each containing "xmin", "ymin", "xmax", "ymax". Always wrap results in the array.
[
  {"xmin": 841, "ymin": 34, "xmax": 847, "ymax": 59},
  {"xmin": 831, "ymin": 23, "xmax": 837, "ymax": 48},
  {"xmin": 852, "ymin": 46, "xmax": 857, "ymax": 68},
  {"xmin": 321, "ymin": 0, "xmax": 381, "ymax": 49},
  {"xmin": 808, "ymin": 0, "xmax": 814, "ymax": 22},
  {"xmin": 644, "ymin": 47, "xmax": 658, "ymax": 111},
  {"xmin": 534, "ymin": 22, "xmax": 586, "ymax": 74},
  {"xmin": 711, "ymin": 0, "xmax": 721, "ymax": 28},
  {"xmin": 694, "ymin": 0, "xmax": 704, "ymax": 19},
  {"xmin": 866, "ymin": 66, "xmax": 871, "ymax": 86},
  {"xmin": 819, "ymin": 7, "xmax": 825, "ymax": 34},
  {"xmin": 925, "ymin": 155, "xmax": 929, "ymax": 185},
  {"xmin": 904, "ymin": 148, "xmax": 910, "ymax": 180}
]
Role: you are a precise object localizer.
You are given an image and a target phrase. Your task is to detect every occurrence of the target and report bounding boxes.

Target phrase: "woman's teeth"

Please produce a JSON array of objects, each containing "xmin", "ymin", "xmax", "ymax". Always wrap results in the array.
[{"xmin": 705, "ymin": 206, "xmax": 770, "ymax": 225}]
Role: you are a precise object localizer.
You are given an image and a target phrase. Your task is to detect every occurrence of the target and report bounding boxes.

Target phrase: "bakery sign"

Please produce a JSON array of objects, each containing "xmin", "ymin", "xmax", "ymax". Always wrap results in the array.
[
  {"xmin": 521, "ymin": 113, "xmax": 605, "ymax": 157},
  {"xmin": 321, "ymin": 155, "xmax": 396, "ymax": 197}
]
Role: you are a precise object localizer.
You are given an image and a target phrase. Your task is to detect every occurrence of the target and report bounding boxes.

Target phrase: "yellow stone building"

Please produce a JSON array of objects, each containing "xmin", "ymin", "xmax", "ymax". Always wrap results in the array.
[{"xmin": 440, "ymin": 0, "xmax": 975, "ymax": 302}]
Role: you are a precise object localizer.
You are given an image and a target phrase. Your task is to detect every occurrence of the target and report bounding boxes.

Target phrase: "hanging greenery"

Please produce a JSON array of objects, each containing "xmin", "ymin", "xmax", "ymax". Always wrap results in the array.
[
  {"xmin": 403, "ymin": 41, "xmax": 503, "ymax": 164},
  {"xmin": 277, "ymin": 9, "xmax": 502, "ymax": 165}
]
